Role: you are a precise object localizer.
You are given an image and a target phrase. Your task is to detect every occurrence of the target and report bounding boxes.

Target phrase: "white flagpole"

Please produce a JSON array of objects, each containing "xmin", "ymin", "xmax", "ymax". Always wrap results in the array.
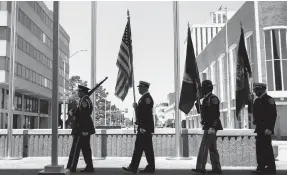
[
  {"xmin": 91, "ymin": 1, "xmax": 104, "ymax": 160},
  {"xmin": 173, "ymin": 1, "xmax": 181, "ymax": 158},
  {"xmin": 167, "ymin": 1, "xmax": 191, "ymax": 160}
]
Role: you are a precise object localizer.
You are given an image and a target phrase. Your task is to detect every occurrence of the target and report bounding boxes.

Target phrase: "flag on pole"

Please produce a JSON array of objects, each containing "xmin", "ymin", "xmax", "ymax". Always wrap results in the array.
[
  {"xmin": 272, "ymin": 30, "xmax": 282, "ymax": 90},
  {"xmin": 236, "ymin": 25, "xmax": 252, "ymax": 120},
  {"xmin": 115, "ymin": 16, "xmax": 133, "ymax": 101},
  {"xmin": 179, "ymin": 25, "xmax": 201, "ymax": 114}
]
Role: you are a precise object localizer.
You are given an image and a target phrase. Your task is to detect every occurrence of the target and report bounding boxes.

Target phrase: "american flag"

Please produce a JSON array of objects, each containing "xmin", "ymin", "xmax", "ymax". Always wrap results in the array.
[{"xmin": 115, "ymin": 17, "xmax": 133, "ymax": 101}]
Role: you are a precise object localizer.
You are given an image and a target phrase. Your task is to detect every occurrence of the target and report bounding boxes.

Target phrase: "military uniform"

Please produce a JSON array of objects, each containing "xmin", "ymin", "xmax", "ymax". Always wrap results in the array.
[
  {"xmin": 123, "ymin": 81, "xmax": 155, "ymax": 173},
  {"xmin": 67, "ymin": 85, "xmax": 95, "ymax": 172},
  {"xmin": 253, "ymin": 83, "xmax": 277, "ymax": 174},
  {"xmin": 193, "ymin": 80, "xmax": 223, "ymax": 174}
]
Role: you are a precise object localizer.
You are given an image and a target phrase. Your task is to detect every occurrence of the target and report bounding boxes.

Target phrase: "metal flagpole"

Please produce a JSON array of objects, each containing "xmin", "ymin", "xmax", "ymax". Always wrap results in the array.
[
  {"xmin": 91, "ymin": 1, "xmax": 104, "ymax": 160},
  {"xmin": 167, "ymin": 1, "xmax": 191, "ymax": 160},
  {"xmin": 38, "ymin": 2, "xmax": 68, "ymax": 174},
  {"xmin": 1, "ymin": 1, "xmax": 21, "ymax": 160},
  {"xmin": 51, "ymin": 1, "xmax": 60, "ymax": 167},
  {"xmin": 225, "ymin": 7, "xmax": 233, "ymax": 128}
]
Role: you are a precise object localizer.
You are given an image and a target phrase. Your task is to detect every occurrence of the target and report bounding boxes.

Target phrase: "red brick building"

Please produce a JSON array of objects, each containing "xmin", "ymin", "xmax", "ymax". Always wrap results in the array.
[{"xmin": 186, "ymin": 1, "xmax": 287, "ymax": 140}]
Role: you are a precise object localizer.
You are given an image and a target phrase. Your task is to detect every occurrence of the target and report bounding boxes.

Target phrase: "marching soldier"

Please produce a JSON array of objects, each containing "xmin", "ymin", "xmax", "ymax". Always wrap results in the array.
[
  {"xmin": 122, "ymin": 81, "xmax": 155, "ymax": 174},
  {"xmin": 66, "ymin": 85, "xmax": 95, "ymax": 173},
  {"xmin": 252, "ymin": 83, "xmax": 277, "ymax": 174},
  {"xmin": 192, "ymin": 80, "xmax": 223, "ymax": 174}
]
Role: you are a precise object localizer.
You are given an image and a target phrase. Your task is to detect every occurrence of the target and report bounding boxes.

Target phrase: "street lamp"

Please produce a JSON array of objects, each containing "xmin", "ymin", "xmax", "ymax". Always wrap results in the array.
[{"xmin": 62, "ymin": 49, "xmax": 87, "ymax": 129}]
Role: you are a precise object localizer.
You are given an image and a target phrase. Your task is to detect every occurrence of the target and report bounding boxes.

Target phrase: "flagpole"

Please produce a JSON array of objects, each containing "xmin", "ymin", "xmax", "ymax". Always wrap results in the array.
[
  {"xmin": 127, "ymin": 10, "xmax": 137, "ymax": 134},
  {"xmin": 225, "ymin": 7, "xmax": 232, "ymax": 128},
  {"xmin": 167, "ymin": 1, "xmax": 190, "ymax": 160},
  {"xmin": 1, "ymin": 1, "xmax": 21, "ymax": 160},
  {"xmin": 39, "ymin": 2, "xmax": 69, "ymax": 174},
  {"xmin": 91, "ymin": 1, "xmax": 105, "ymax": 160}
]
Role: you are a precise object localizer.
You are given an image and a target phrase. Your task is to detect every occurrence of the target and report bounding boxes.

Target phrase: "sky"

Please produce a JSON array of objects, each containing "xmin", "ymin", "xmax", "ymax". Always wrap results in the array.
[{"xmin": 44, "ymin": 1, "xmax": 245, "ymax": 119}]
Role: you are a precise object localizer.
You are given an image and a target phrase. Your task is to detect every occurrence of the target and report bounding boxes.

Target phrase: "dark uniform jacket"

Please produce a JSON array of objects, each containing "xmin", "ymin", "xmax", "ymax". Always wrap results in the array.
[
  {"xmin": 253, "ymin": 93, "xmax": 277, "ymax": 134},
  {"xmin": 196, "ymin": 92, "xmax": 223, "ymax": 131},
  {"xmin": 135, "ymin": 92, "xmax": 155, "ymax": 133},
  {"xmin": 71, "ymin": 95, "xmax": 95, "ymax": 135}
]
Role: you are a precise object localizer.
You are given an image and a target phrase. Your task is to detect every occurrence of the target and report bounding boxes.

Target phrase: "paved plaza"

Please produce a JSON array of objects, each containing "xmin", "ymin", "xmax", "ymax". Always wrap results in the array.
[{"xmin": 0, "ymin": 156, "xmax": 287, "ymax": 175}]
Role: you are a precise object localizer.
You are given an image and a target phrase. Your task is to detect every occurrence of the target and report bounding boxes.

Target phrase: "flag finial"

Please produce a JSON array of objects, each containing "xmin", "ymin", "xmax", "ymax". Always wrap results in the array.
[{"xmin": 188, "ymin": 22, "xmax": 190, "ymax": 28}]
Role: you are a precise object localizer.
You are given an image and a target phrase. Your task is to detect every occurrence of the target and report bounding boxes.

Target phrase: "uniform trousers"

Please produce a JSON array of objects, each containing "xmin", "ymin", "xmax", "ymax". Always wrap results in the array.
[
  {"xmin": 256, "ymin": 133, "xmax": 276, "ymax": 170},
  {"xmin": 196, "ymin": 129, "xmax": 221, "ymax": 171},
  {"xmin": 67, "ymin": 134, "xmax": 93, "ymax": 171},
  {"xmin": 129, "ymin": 132, "xmax": 155, "ymax": 171}
]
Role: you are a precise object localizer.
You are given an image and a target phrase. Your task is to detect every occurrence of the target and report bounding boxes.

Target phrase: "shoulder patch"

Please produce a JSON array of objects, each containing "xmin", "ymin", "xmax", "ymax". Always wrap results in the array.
[
  {"xmin": 81, "ymin": 101, "xmax": 88, "ymax": 108},
  {"xmin": 145, "ymin": 98, "xmax": 151, "ymax": 104},
  {"xmin": 211, "ymin": 97, "xmax": 219, "ymax": 104},
  {"xmin": 268, "ymin": 98, "xmax": 275, "ymax": 105}
]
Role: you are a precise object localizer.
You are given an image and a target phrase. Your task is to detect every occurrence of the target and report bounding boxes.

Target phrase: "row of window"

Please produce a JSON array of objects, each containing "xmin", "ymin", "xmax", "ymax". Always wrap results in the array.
[
  {"xmin": 197, "ymin": 28, "xmax": 287, "ymax": 109},
  {"xmin": 1, "ymin": 89, "xmax": 50, "ymax": 115},
  {"xmin": 265, "ymin": 29, "xmax": 287, "ymax": 91},
  {"xmin": 26, "ymin": 1, "xmax": 70, "ymax": 47},
  {"xmin": 17, "ymin": 34, "xmax": 52, "ymax": 69},
  {"xmin": 18, "ymin": 8, "xmax": 53, "ymax": 49},
  {"xmin": 5, "ymin": 57, "xmax": 66, "ymax": 94},
  {"xmin": 17, "ymin": 34, "xmax": 67, "ymax": 78}
]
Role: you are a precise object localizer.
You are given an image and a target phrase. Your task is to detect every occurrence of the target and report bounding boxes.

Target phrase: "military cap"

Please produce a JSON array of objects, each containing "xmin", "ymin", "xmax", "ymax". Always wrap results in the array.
[
  {"xmin": 137, "ymin": 81, "xmax": 150, "ymax": 88},
  {"xmin": 202, "ymin": 80, "xmax": 214, "ymax": 88},
  {"xmin": 253, "ymin": 83, "xmax": 267, "ymax": 89},
  {"xmin": 77, "ymin": 85, "xmax": 90, "ymax": 93}
]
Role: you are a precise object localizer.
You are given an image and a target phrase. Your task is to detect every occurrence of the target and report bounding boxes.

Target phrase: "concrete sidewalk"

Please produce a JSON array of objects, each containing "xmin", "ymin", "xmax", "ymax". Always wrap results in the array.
[{"xmin": 0, "ymin": 157, "xmax": 287, "ymax": 175}]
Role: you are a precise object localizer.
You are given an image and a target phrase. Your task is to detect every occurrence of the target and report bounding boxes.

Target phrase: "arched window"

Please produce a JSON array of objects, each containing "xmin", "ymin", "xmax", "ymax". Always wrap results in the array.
[{"xmin": 264, "ymin": 26, "xmax": 287, "ymax": 92}]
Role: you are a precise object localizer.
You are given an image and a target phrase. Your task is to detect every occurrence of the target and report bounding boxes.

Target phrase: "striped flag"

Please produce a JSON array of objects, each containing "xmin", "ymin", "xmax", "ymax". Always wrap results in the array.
[{"xmin": 115, "ymin": 16, "xmax": 133, "ymax": 101}]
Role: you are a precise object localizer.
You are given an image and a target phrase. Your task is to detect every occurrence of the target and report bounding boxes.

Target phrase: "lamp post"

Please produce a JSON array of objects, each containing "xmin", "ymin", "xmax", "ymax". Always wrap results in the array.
[{"xmin": 62, "ymin": 49, "xmax": 87, "ymax": 129}]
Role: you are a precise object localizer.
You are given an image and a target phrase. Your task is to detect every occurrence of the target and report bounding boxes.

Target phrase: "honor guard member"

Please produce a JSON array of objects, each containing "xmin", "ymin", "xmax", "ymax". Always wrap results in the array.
[
  {"xmin": 192, "ymin": 80, "xmax": 223, "ymax": 174},
  {"xmin": 67, "ymin": 85, "xmax": 95, "ymax": 173},
  {"xmin": 122, "ymin": 81, "xmax": 155, "ymax": 174},
  {"xmin": 252, "ymin": 83, "xmax": 277, "ymax": 174}
]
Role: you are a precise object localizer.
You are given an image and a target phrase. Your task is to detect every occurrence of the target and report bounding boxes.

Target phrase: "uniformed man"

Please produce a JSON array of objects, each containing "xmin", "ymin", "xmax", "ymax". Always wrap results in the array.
[
  {"xmin": 122, "ymin": 81, "xmax": 155, "ymax": 174},
  {"xmin": 192, "ymin": 80, "xmax": 223, "ymax": 174},
  {"xmin": 252, "ymin": 83, "xmax": 277, "ymax": 174},
  {"xmin": 66, "ymin": 85, "xmax": 95, "ymax": 173}
]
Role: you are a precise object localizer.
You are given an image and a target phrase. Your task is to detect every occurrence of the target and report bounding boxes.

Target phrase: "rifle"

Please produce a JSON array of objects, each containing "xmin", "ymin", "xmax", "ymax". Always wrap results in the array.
[{"xmin": 88, "ymin": 77, "xmax": 108, "ymax": 97}]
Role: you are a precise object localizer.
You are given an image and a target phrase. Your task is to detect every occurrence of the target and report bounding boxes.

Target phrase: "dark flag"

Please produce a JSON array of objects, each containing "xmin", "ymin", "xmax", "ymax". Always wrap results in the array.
[
  {"xmin": 272, "ymin": 30, "xmax": 282, "ymax": 90},
  {"xmin": 236, "ymin": 25, "xmax": 252, "ymax": 120},
  {"xmin": 179, "ymin": 25, "xmax": 201, "ymax": 114},
  {"xmin": 115, "ymin": 13, "xmax": 133, "ymax": 101}
]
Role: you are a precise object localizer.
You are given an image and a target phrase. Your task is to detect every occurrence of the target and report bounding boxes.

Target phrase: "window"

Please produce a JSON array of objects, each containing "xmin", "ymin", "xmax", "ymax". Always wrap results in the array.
[
  {"xmin": 218, "ymin": 14, "xmax": 221, "ymax": 23},
  {"xmin": 245, "ymin": 32, "xmax": 257, "ymax": 82},
  {"xmin": 264, "ymin": 28, "xmax": 287, "ymax": 91},
  {"xmin": 22, "ymin": 66, "xmax": 25, "ymax": 78},
  {"xmin": 223, "ymin": 14, "xmax": 227, "ymax": 23},
  {"xmin": 212, "ymin": 13, "xmax": 216, "ymax": 24},
  {"xmin": 17, "ymin": 63, "xmax": 22, "ymax": 76},
  {"xmin": 25, "ymin": 68, "xmax": 29, "ymax": 80}
]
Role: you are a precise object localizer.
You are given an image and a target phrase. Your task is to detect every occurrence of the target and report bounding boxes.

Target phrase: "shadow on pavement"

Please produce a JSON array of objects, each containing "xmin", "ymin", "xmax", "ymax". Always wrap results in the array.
[{"xmin": 0, "ymin": 168, "xmax": 286, "ymax": 175}]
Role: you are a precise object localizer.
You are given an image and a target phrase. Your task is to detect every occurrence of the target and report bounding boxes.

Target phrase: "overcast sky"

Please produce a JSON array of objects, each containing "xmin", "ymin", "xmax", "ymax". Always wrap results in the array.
[{"xmin": 44, "ymin": 1, "xmax": 245, "ymax": 119}]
